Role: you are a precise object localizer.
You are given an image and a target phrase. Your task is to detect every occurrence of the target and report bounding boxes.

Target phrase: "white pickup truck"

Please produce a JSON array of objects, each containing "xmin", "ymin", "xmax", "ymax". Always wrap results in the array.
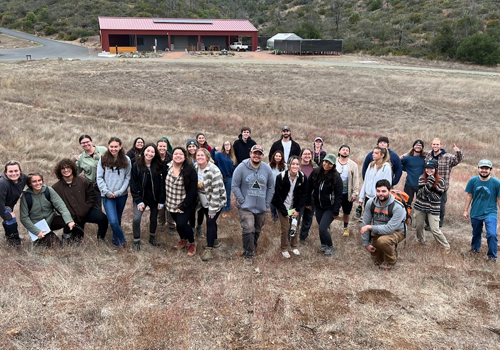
[{"xmin": 230, "ymin": 42, "xmax": 248, "ymax": 51}]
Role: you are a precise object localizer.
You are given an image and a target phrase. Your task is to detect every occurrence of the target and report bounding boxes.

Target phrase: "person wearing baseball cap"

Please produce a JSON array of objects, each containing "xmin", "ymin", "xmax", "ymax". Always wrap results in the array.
[
  {"xmin": 413, "ymin": 160, "xmax": 450, "ymax": 252},
  {"xmin": 463, "ymin": 159, "xmax": 500, "ymax": 262},
  {"xmin": 268, "ymin": 126, "xmax": 301, "ymax": 163}
]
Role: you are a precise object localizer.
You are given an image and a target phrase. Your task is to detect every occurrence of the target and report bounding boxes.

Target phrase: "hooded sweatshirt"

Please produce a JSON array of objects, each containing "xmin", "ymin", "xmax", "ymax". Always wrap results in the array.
[
  {"xmin": 233, "ymin": 134, "xmax": 256, "ymax": 164},
  {"xmin": 0, "ymin": 173, "xmax": 27, "ymax": 221},
  {"xmin": 361, "ymin": 194, "xmax": 406, "ymax": 246},
  {"xmin": 96, "ymin": 157, "xmax": 132, "ymax": 197},
  {"xmin": 232, "ymin": 159, "xmax": 275, "ymax": 214}
]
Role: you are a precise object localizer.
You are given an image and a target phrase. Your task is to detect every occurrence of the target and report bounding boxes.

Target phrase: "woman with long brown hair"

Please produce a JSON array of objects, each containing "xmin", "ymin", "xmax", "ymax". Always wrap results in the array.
[
  {"xmin": 213, "ymin": 141, "xmax": 237, "ymax": 217},
  {"xmin": 269, "ymin": 150, "xmax": 287, "ymax": 222}
]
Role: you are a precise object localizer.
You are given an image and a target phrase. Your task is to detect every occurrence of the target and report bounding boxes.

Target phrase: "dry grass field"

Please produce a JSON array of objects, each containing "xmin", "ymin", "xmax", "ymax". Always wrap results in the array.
[{"xmin": 0, "ymin": 58, "xmax": 499, "ymax": 349}]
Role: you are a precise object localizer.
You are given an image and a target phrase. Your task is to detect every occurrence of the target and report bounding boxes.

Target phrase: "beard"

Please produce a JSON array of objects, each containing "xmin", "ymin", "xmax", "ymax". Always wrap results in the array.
[{"xmin": 479, "ymin": 172, "xmax": 490, "ymax": 179}]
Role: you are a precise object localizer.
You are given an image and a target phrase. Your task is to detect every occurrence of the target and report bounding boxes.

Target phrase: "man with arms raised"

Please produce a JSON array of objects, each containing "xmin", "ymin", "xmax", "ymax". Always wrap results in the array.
[
  {"xmin": 0, "ymin": 161, "xmax": 27, "ymax": 246},
  {"xmin": 425, "ymin": 138, "xmax": 463, "ymax": 227},
  {"xmin": 268, "ymin": 126, "xmax": 301, "ymax": 163},
  {"xmin": 233, "ymin": 127, "xmax": 257, "ymax": 164},
  {"xmin": 463, "ymin": 159, "xmax": 500, "ymax": 262},
  {"xmin": 232, "ymin": 145, "xmax": 275, "ymax": 259},
  {"xmin": 360, "ymin": 179, "xmax": 406, "ymax": 270}
]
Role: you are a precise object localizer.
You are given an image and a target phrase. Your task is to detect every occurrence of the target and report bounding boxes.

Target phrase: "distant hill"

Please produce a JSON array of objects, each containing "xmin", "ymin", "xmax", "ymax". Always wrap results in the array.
[{"xmin": 1, "ymin": 0, "xmax": 499, "ymax": 64}]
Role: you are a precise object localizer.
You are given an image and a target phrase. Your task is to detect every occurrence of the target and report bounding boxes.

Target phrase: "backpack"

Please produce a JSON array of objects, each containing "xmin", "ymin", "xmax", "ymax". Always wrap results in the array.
[
  {"xmin": 369, "ymin": 189, "xmax": 411, "ymax": 239},
  {"xmin": 24, "ymin": 190, "xmax": 51, "ymax": 213}
]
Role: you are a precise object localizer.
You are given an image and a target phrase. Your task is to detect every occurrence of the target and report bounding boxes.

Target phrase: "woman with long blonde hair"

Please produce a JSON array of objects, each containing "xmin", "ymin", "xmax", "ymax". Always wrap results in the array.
[{"xmin": 358, "ymin": 146, "xmax": 392, "ymax": 208}]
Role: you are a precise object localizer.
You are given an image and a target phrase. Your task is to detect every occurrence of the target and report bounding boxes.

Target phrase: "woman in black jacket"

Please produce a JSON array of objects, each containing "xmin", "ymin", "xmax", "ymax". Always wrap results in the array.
[
  {"xmin": 126, "ymin": 137, "xmax": 145, "ymax": 165},
  {"xmin": 271, "ymin": 156, "xmax": 307, "ymax": 259},
  {"xmin": 307, "ymin": 154, "xmax": 343, "ymax": 256},
  {"xmin": 130, "ymin": 143, "xmax": 165, "ymax": 250}
]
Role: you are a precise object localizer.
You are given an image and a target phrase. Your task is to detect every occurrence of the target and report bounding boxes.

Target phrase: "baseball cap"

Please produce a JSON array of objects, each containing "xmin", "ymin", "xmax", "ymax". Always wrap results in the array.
[
  {"xmin": 424, "ymin": 161, "xmax": 438, "ymax": 169},
  {"xmin": 478, "ymin": 159, "xmax": 493, "ymax": 168},
  {"xmin": 251, "ymin": 145, "xmax": 264, "ymax": 154},
  {"xmin": 282, "ymin": 126, "xmax": 291, "ymax": 131}
]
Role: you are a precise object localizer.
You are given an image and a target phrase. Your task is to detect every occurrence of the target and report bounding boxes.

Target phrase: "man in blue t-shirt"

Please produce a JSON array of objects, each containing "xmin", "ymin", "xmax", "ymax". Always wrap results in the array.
[{"xmin": 463, "ymin": 159, "xmax": 500, "ymax": 262}]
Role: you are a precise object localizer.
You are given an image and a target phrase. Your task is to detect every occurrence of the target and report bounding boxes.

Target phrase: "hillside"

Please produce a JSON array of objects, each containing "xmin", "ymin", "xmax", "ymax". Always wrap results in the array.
[{"xmin": 1, "ymin": 0, "xmax": 500, "ymax": 63}]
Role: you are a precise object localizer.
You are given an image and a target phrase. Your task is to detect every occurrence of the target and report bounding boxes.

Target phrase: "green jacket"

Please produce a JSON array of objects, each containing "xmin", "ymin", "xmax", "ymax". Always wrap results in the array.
[
  {"xmin": 20, "ymin": 185, "xmax": 73, "ymax": 235},
  {"xmin": 73, "ymin": 145, "xmax": 108, "ymax": 183}
]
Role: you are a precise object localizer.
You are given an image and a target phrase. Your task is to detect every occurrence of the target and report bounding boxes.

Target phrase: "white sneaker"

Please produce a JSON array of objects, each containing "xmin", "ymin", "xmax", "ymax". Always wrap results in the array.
[
  {"xmin": 292, "ymin": 249, "xmax": 300, "ymax": 256},
  {"xmin": 282, "ymin": 251, "xmax": 291, "ymax": 259}
]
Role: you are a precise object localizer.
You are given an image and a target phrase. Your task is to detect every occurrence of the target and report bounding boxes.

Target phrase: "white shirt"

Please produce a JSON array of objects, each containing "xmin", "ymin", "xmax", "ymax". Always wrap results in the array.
[{"xmin": 282, "ymin": 140, "xmax": 292, "ymax": 162}]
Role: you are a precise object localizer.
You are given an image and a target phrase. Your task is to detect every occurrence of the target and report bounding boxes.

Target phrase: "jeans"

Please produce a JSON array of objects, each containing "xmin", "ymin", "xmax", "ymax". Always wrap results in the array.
[
  {"xmin": 223, "ymin": 177, "xmax": 232, "ymax": 213},
  {"xmin": 298, "ymin": 205, "xmax": 314, "ymax": 241},
  {"xmin": 439, "ymin": 190, "xmax": 447, "ymax": 227},
  {"xmin": 238, "ymin": 208, "xmax": 266, "ymax": 254},
  {"xmin": 170, "ymin": 210, "xmax": 195, "ymax": 243},
  {"xmin": 202, "ymin": 207, "xmax": 221, "ymax": 247},
  {"xmin": 471, "ymin": 217, "xmax": 498, "ymax": 260},
  {"xmin": 103, "ymin": 195, "xmax": 128, "ymax": 247},
  {"xmin": 133, "ymin": 204, "xmax": 159, "ymax": 240},
  {"xmin": 315, "ymin": 207, "xmax": 334, "ymax": 247}
]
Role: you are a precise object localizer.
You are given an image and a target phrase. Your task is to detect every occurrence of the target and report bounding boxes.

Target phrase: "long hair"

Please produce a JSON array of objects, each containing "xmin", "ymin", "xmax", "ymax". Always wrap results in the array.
[
  {"xmin": 408, "ymin": 142, "xmax": 426, "ymax": 157},
  {"xmin": 101, "ymin": 137, "xmax": 129, "ymax": 169},
  {"xmin": 196, "ymin": 133, "xmax": 210, "ymax": 150},
  {"xmin": 270, "ymin": 150, "xmax": 286, "ymax": 171},
  {"xmin": 299, "ymin": 148, "xmax": 317, "ymax": 168},
  {"xmin": 171, "ymin": 147, "xmax": 194, "ymax": 188},
  {"xmin": 128, "ymin": 137, "xmax": 145, "ymax": 156},
  {"xmin": 369, "ymin": 146, "xmax": 390, "ymax": 169},
  {"xmin": 26, "ymin": 172, "xmax": 44, "ymax": 190},
  {"xmin": 220, "ymin": 141, "xmax": 237, "ymax": 166},
  {"xmin": 54, "ymin": 158, "xmax": 77, "ymax": 180},
  {"xmin": 311, "ymin": 160, "xmax": 338, "ymax": 189},
  {"xmin": 423, "ymin": 168, "xmax": 441, "ymax": 189},
  {"xmin": 137, "ymin": 143, "xmax": 162, "ymax": 174},
  {"xmin": 196, "ymin": 148, "xmax": 214, "ymax": 164}
]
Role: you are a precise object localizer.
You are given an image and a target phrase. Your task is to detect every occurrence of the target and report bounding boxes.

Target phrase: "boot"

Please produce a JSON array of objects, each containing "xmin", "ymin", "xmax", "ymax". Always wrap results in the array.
[
  {"xmin": 3, "ymin": 222, "xmax": 22, "ymax": 247},
  {"xmin": 133, "ymin": 239, "xmax": 141, "ymax": 251},
  {"xmin": 149, "ymin": 233, "xmax": 161, "ymax": 246}
]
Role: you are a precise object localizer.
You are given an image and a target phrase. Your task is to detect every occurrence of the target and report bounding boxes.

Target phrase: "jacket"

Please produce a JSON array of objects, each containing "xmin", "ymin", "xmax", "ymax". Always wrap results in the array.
[
  {"xmin": 414, "ymin": 175, "xmax": 445, "ymax": 215},
  {"xmin": 359, "ymin": 162, "xmax": 392, "ymax": 202},
  {"xmin": 166, "ymin": 161, "xmax": 198, "ymax": 212},
  {"xmin": 362, "ymin": 148, "xmax": 402, "ymax": 186},
  {"xmin": 233, "ymin": 134, "xmax": 257, "ymax": 164},
  {"xmin": 213, "ymin": 152, "xmax": 236, "ymax": 178},
  {"xmin": 307, "ymin": 169, "xmax": 343, "ymax": 215},
  {"xmin": 0, "ymin": 173, "xmax": 27, "ymax": 221},
  {"xmin": 424, "ymin": 149, "xmax": 463, "ymax": 190},
  {"xmin": 194, "ymin": 162, "xmax": 227, "ymax": 216},
  {"xmin": 268, "ymin": 138, "xmax": 301, "ymax": 162},
  {"xmin": 337, "ymin": 158, "xmax": 359, "ymax": 201},
  {"xmin": 20, "ymin": 185, "xmax": 73, "ymax": 235},
  {"xmin": 232, "ymin": 159, "xmax": 275, "ymax": 214},
  {"xmin": 271, "ymin": 170, "xmax": 307, "ymax": 217},
  {"xmin": 96, "ymin": 157, "xmax": 132, "ymax": 198},
  {"xmin": 73, "ymin": 145, "xmax": 108, "ymax": 183},
  {"xmin": 130, "ymin": 163, "xmax": 166, "ymax": 207},
  {"xmin": 52, "ymin": 176, "xmax": 95, "ymax": 223}
]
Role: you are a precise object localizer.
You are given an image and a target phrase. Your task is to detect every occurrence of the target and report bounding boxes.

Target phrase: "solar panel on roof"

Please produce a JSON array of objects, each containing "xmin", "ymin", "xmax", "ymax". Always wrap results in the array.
[{"xmin": 153, "ymin": 19, "xmax": 213, "ymax": 24}]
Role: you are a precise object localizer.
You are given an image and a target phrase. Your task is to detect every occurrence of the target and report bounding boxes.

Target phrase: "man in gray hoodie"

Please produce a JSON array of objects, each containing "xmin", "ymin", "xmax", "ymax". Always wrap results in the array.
[
  {"xmin": 232, "ymin": 145, "xmax": 275, "ymax": 259},
  {"xmin": 360, "ymin": 179, "xmax": 406, "ymax": 270}
]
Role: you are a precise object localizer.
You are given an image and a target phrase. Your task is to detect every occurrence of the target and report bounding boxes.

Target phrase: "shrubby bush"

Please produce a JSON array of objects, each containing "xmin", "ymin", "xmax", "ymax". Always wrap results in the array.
[{"xmin": 455, "ymin": 33, "xmax": 500, "ymax": 66}]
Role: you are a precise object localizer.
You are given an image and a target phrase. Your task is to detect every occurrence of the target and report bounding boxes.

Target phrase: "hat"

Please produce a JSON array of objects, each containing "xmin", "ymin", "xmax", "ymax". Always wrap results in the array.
[
  {"xmin": 478, "ymin": 159, "xmax": 493, "ymax": 168},
  {"xmin": 377, "ymin": 136, "xmax": 389, "ymax": 144},
  {"xmin": 424, "ymin": 161, "xmax": 438, "ymax": 169},
  {"xmin": 250, "ymin": 145, "xmax": 264, "ymax": 154},
  {"xmin": 413, "ymin": 139, "xmax": 424, "ymax": 148},
  {"xmin": 323, "ymin": 154, "xmax": 337, "ymax": 164},
  {"xmin": 338, "ymin": 144, "xmax": 350, "ymax": 152},
  {"xmin": 282, "ymin": 126, "xmax": 291, "ymax": 131},
  {"xmin": 314, "ymin": 137, "xmax": 323, "ymax": 143},
  {"xmin": 186, "ymin": 138, "xmax": 199, "ymax": 148}
]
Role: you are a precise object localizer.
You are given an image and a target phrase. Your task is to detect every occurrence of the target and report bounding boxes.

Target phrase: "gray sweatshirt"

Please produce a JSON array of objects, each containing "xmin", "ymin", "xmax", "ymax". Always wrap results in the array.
[
  {"xmin": 96, "ymin": 157, "xmax": 132, "ymax": 197},
  {"xmin": 361, "ymin": 194, "xmax": 406, "ymax": 246},
  {"xmin": 231, "ymin": 159, "xmax": 275, "ymax": 214}
]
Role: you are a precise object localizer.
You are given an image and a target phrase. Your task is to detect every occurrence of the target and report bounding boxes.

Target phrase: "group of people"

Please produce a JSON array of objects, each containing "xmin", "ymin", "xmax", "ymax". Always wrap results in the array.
[{"xmin": 0, "ymin": 126, "xmax": 498, "ymax": 268}]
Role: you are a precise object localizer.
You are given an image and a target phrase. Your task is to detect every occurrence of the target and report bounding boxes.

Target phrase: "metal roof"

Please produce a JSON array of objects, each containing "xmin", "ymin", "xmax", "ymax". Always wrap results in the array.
[{"xmin": 98, "ymin": 17, "xmax": 258, "ymax": 32}]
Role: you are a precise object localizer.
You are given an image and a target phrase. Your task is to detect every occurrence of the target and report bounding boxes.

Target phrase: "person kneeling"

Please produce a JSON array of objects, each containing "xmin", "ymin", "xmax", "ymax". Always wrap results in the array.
[{"xmin": 360, "ymin": 179, "xmax": 406, "ymax": 270}]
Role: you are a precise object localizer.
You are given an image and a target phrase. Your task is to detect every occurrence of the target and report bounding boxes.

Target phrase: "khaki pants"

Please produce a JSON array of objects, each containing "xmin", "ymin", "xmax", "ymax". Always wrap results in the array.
[
  {"xmin": 371, "ymin": 230, "xmax": 405, "ymax": 265},
  {"xmin": 278, "ymin": 211, "xmax": 298, "ymax": 252},
  {"xmin": 415, "ymin": 210, "xmax": 450, "ymax": 249}
]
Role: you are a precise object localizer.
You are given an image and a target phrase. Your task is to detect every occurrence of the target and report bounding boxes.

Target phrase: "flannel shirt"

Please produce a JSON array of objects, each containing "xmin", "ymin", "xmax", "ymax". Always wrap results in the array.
[
  {"xmin": 425, "ymin": 149, "xmax": 463, "ymax": 190},
  {"xmin": 165, "ymin": 168, "xmax": 186, "ymax": 212},
  {"xmin": 194, "ymin": 162, "xmax": 227, "ymax": 216}
]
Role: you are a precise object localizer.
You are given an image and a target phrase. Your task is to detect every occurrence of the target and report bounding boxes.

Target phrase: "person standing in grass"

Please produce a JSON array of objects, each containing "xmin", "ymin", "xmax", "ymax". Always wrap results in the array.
[
  {"xmin": 425, "ymin": 138, "xmax": 463, "ymax": 228},
  {"xmin": 269, "ymin": 150, "xmax": 287, "ymax": 222},
  {"xmin": 298, "ymin": 148, "xmax": 317, "ymax": 242},
  {"xmin": 213, "ymin": 141, "xmax": 237, "ymax": 218},
  {"xmin": 130, "ymin": 143, "xmax": 166, "ymax": 250},
  {"xmin": 72, "ymin": 134, "xmax": 108, "ymax": 209},
  {"xmin": 336, "ymin": 145, "xmax": 359, "ymax": 237},
  {"xmin": 233, "ymin": 126, "xmax": 256, "ymax": 164},
  {"xmin": 400, "ymin": 140, "xmax": 426, "ymax": 206},
  {"xmin": 194, "ymin": 149, "xmax": 226, "ymax": 261},
  {"xmin": 313, "ymin": 137, "xmax": 326, "ymax": 166},
  {"xmin": 307, "ymin": 154, "xmax": 343, "ymax": 256},
  {"xmin": 232, "ymin": 145, "xmax": 275, "ymax": 259},
  {"xmin": 362, "ymin": 136, "xmax": 402, "ymax": 186},
  {"xmin": 359, "ymin": 147, "xmax": 392, "ymax": 209},
  {"xmin": 166, "ymin": 147, "xmax": 198, "ymax": 257},
  {"xmin": 97, "ymin": 137, "xmax": 132, "ymax": 248},
  {"xmin": 157, "ymin": 138, "xmax": 176, "ymax": 235},
  {"xmin": 361, "ymin": 179, "xmax": 406, "ymax": 270},
  {"xmin": 271, "ymin": 156, "xmax": 307, "ymax": 258},
  {"xmin": 0, "ymin": 161, "xmax": 27, "ymax": 246},
  {"xmin": 52, "ymin": 158, "xmax": 109, "ymax": 243},
  {"xmin": 186, "ymin": 138, "xmax": 204, "ymax": 236},
  {"xmin": 413, "ymin": 161, "xmax": 450, "ymax": 252},
  {"xmin": 268, "ymin": 126, "xmax": 301, "ymax": 163},
  {"xmin": 126, "ymin": 137, "xmax": 145, "ymax": 165},
  {"xmin": 196, "ymin": 133, "xmax": 212, "ymax": 152},
  {"xmin": 463, "ymin": 159, "xmax": 500, "ymax": 262}
]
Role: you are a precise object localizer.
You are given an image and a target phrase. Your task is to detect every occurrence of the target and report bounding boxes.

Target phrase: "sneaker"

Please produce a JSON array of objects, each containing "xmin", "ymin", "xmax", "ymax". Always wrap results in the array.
[
  {"xmin": 149, "ymin": 235, "xmax": 161, "ymax": 246},
  {"xmin": 324, "ymin": 247, "xmax": 334, "ymax": 256},
  {"xmin": 243, "ymin": 250, "xmax": 254, "ymax": 259},
  {"xmin": 187, "ymin": 242, "xmax": 196, "ymax": 256},
  {"xmin": 355, "ymin": 205, "xmax": 362, "ymax": 219},
  {"xmin": 443, "ymin": 249, "xmax": 451, "ymax": 255},
  {"xmin": 487, "ymin": 257, "xmax": 497, "ymax": 262},
  {"xmin": 133, "ymin": 240, "xmax": 141, "ymax": 251},
  {"xmin": 379, "ymin": 262, "xmax": 393, "ymax": 271},
  {"xmin": 343, "ymin": 227, "xmax": 349, "ymax": 237},
  {"xmin": 292, "ymin": 249, "xmax": 300, "ymax": 256},
  {"xmin": 173, "ymin": 239, "xmax": 188, "ymax": 250},
  {"xmin": 195, "ymin": 225, "xmax": 204, "ymax": 237},
  {"xmin": 213, "ymin": 239, "xmax": 221, "ymax": 248},
  {"xmin": 318, "ymin": 245, "xmax": 327, "ymax": 253},
  {"xmin": 282, "ymin": 251, "xmax": 291, "ymax": 259},
  {"xmin": 201, "ymin": 248, "xmax": 213, "ymax": 261}
]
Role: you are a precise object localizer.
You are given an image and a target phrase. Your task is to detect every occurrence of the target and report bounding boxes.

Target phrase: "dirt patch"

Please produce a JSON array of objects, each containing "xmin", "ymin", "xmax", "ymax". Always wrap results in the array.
[
  {"xmin": 467, "ymin": 297, "xmax": 490, "ymax": 314},
  {"xmin": 358, "ymin": 289, "xmax": 400, "ymax": 304},
  {"xmin": 0, "ymin": 33, "xmax": 39, "ymax": 49}
]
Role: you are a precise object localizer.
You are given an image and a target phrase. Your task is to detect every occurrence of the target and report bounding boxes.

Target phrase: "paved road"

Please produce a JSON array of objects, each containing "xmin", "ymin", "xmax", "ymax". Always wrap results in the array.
[{"xmin": 0, "ymin": 27, "xmax": 95, "ymax": 61}]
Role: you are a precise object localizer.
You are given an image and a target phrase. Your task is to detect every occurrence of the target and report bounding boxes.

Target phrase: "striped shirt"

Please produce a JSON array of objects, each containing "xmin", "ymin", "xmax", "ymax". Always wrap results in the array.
[{"xmin": 414, "ymin": 175, "xmax": 446, "ymax": 215}]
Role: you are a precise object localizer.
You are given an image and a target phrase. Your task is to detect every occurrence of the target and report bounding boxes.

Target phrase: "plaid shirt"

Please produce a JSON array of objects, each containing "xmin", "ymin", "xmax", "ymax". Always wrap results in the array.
[
  {"xmin": 425, "ymin": 149, "xmax": 463, "ymax": 190},
  {"xmin": 165, "ymin": 167, "xmax": 186, "ymax": 212}
]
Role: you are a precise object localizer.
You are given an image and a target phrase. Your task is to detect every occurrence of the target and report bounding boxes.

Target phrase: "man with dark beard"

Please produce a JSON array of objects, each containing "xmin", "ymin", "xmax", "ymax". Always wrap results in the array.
[{"xmin": 336, "ymin": 145, "xmax": 359, "ymax": 237}]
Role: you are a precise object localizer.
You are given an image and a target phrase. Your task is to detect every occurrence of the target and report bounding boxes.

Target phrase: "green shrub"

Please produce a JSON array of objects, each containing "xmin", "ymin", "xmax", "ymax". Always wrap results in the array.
[
  {"xmin": 368, "ymin": 0, "xmax": 383, "ymax": 11},
  {"xmin": 349, "ymin": 13, "xmax": 361, "ymax": 24},
  {"xmin": 455, "ymin": 33, "xmax": 500, "ymax": 66}
]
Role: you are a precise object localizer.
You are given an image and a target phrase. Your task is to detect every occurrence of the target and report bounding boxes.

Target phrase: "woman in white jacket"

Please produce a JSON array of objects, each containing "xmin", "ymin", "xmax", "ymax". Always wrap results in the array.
[{"xmin": 359, "ymin": 147, "xmax": 392, "ymax": 208}]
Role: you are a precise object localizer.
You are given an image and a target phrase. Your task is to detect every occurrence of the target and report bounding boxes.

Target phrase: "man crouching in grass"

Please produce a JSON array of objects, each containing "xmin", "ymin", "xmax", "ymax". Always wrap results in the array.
[{"xmin": 360, "ymin": 179, "xmax": 406, "ymax": 270}]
